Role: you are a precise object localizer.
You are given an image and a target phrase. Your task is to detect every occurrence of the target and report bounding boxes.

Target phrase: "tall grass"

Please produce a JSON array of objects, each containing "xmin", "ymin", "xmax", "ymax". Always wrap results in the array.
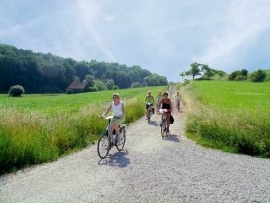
[
  {"xmin": 182, "ymin": 82, "xmax": 270, "ymax": 158},
  {"xmin": 0, "ymin": 97, "xmax": 146, "ymax": 174}
]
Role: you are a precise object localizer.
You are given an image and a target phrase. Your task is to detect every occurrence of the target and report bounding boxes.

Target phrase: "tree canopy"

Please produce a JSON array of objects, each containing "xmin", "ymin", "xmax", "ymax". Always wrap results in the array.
[
  {"xmin": 0, "ymin": 44, "xmax": 168, "ymax": 93},
  {"xmin": 180, "ymin": 62, "xmax": 225, "ymax": 80}
]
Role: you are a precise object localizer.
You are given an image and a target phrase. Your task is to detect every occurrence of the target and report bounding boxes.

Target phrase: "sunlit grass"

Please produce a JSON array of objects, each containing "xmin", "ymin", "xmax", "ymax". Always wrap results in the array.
[
  {"xmin": 0, "ymin": 86, "xmax": 166, "ymax": 174},
  {"xmin": 182, "ymin": 81, "xmax": 270, "ymax": 158}
]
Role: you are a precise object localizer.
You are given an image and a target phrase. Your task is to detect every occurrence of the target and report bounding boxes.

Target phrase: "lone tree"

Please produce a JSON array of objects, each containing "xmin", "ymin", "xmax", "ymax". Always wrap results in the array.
[
  {"xmin": 180, "ymin": 62, "xmax": 203, "ymax": 80},
  {"xmin": 180, "ymin": 62, "xmax": 225, "ymax": 80}
]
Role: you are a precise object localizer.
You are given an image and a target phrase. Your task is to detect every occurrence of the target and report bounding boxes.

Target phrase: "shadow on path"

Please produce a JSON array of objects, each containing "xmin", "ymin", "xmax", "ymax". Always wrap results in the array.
[
  {"xmin": 162, "ymin": 134, "xmax": 180, "ymax": 143},
  {"xmin": 147, "ymin": 120, "xmax": 159, "ymax": 126},
  {"xmin": 98, "ymin": 150, "xmax": 130, "ymax": 168}
]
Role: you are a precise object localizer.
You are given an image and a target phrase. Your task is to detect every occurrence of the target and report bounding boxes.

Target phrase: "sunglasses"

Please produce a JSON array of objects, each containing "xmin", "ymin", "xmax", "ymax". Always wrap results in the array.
[{"xmin": 113, "ymin": 97, "xmax": 118, "ymax": 99}]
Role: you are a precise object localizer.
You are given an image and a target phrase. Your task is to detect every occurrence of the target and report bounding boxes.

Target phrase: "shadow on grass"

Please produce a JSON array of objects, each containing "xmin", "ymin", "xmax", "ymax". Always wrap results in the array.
[{"xmin": 98, "ymin": 149, "xmax": 130, "ymax": 168}]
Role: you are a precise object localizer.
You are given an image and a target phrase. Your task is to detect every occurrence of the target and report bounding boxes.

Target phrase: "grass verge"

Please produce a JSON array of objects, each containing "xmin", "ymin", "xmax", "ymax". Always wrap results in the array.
[{"xmin": 181, "ymin": 82, "xmax": 270, "ymax": 158}]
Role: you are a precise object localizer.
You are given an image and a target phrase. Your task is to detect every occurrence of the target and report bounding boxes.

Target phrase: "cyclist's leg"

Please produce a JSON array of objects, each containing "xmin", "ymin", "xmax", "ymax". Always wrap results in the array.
[
  {"xmin": 145, "ymin": 104, "xmax": 149, "ymax": 119},
  {"xmin": 111, "ymin": 120, "xmax": 121, "ymax": 135},
  {"xmin": 166, "ymin": 112, "xmax": 171, "ymax": 132},
  {"xmin": 150, "ymin": 104, "xmax": 153, "ymax": 113}
]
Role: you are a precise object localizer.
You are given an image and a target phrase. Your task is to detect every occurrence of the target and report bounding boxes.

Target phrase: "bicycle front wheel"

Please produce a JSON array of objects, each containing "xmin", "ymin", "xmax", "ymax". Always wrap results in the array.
[
  {"xmin": 97, "ymin": 133, "xmax": 110, "ymax": 159},
  {"xmin": 161, "ymin": 121, "xmax": 166, "ymax": 138},
  {"xmin": 116, "ymin": 128, "xmax": 126, "ymax": 151}
]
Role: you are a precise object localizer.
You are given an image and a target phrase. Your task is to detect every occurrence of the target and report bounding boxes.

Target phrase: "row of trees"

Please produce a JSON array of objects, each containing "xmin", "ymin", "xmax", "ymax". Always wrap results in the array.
[
  {"xmin": 0, "ymin": 44, "xmax": 168, "ymax": 94},
  {"xmin": 180, "ymin": 62, "xmax": 226, "ymax": 80},
  {"xmin": 181, "ymin": 62, "xmax": 268, "ymax": 82},
  {"xmin": 228, "ymin": 69, "xmax": 267, "ymax": 82}
]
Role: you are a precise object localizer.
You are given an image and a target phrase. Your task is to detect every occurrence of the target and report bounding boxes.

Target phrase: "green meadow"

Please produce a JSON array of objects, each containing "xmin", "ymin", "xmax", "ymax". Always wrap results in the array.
[
  {"xmin": 0, "ymin": 86, "xmax": 165, "ymax": 174},
  {"xmin": 182, "ymin": 80, "xmax": 270, "ymax": 158}
]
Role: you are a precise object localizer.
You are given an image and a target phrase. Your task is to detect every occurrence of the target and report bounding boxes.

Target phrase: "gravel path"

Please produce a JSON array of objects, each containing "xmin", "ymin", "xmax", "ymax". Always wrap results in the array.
[{"xmin": 1, "ymin": 94, "xmax": 270, "ymax": 203}]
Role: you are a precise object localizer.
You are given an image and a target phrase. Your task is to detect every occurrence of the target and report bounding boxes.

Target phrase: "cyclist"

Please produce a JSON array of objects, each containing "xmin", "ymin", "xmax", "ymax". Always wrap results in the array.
[
  {"xmin": 144, "ymin": 90, "xmax": 154, "ymax": 120},
  {"xmin": 175, "ymin": 91, "xmax": 182, "ymax": 111},
  {"xmin": 155, "ymin": 90, "xmax": 163, "ymax": 113},
  {"xmin": 158, "ymin": 92, "xmax": 172, "ymax": 133},
  {"xmin": 101, "ymin": 93, "xmax": 125, "ymax": 143}
]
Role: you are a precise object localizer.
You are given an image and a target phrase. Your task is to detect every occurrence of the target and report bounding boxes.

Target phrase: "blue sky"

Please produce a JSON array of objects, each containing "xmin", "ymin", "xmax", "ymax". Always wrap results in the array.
[{"xmin": 1, "ymin": 0, "xmax": 270, "ymax": 82}]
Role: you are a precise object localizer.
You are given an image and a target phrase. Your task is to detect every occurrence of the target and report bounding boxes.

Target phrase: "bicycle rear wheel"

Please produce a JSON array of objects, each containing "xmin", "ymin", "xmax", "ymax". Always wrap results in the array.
[
  {"xmin": 97, "ymin": 133, "xmax": 110, "ymax": 159},
  {"xmin": 116, "ymin": 128, "xmax": 126, "ymax": 151}
]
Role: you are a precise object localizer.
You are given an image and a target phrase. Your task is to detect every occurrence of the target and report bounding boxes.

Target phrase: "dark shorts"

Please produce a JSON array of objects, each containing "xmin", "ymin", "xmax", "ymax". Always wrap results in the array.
[{"xmin": 146, "ymin": 103, "xmax": 153, "ymax": 109}]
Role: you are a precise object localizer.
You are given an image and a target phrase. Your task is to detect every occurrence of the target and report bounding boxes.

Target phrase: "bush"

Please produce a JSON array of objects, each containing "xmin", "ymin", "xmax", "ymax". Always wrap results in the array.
[
  {"xmin": 131, "ymin": 82, "xmax": 141, "ymax": 88},
  {"xmin": 249, "ymin": 69, "xmax": 267, "ymax": 82},
  {"xmin": 8, "ymin": 85, "xmax": 25, "ymax": 97},
  {"xmin": 88, "ymin": 86, "xmax": 98, "ymax": 92}
]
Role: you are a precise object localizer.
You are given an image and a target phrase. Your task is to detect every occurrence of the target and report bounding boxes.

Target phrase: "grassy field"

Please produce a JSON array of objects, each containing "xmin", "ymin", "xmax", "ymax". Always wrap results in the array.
[
  {"xmin": 0, "ymin": 87, "xmax": 164, "ymax": 115},
  {"xmin": 181, "ymin": 80, "xmax": 270, "ymax": 158},
  {"xmin": 0, "ymin": 86, "xmax": 166, "ymax": 174},
  {"xmin": 192, "ymin": 80, "xmax": 270, "ymax": 111}
]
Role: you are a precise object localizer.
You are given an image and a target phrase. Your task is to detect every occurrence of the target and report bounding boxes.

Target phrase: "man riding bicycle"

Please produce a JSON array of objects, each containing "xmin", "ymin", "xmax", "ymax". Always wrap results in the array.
[{"xmin": 144, "ymin": 90, "xmax": 155, "ymax": 120}]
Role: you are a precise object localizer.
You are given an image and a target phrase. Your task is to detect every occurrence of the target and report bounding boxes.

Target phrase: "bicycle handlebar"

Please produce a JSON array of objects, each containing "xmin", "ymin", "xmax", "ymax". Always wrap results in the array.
[
  {"xmin": 100, "ymin": 115, "xmax": 114, "ymax": 120},
  {"xmin": 159, "ymin": 109, "xmax": 171, "ymax": 113}
]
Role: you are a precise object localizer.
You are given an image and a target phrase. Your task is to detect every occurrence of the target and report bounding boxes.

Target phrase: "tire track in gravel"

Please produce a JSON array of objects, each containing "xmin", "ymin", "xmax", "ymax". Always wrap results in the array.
[{"xmin": 0, "ymin": 88, "xmax": 270, "ymax": 203}]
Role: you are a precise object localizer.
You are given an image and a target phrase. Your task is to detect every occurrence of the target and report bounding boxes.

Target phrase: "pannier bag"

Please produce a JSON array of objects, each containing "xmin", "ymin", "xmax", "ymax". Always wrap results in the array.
[
  {"xmin": 152, "ymin": 107, "xmax": 155, "ymax": 114},
  {"xmin": 170, "ymin": 115, "xmax": 174, "ymax": 124}
]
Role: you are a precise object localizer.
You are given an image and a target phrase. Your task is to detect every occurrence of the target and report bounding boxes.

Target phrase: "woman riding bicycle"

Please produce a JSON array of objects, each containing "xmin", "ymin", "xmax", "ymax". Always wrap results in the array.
[
  {"xmin": 101, "ymin": 93, "xmax": 125, "ymax": 143},
  {"xmin": 158, "ymin": 92, "xmax": 172, "ymax": 133},
  {"xmin": 144, "ymin": 90, "xmax": 154, "ymax": 120},
  {"xmin": 175, "ymin": 91, "xmax": 182, "ymax": 111}
]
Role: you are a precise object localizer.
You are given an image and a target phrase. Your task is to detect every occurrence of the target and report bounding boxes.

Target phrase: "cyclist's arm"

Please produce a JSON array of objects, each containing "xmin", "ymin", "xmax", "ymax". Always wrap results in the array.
[
  {"xmin": 120, "ymin": 103, "xmax": 125, "ymax": 118},
  {"xmin": 102, "ymin": 103, "xmax": 112, "ymax": 117},
  {"xmin": 169, "ymin": 99, "xmax": 172, "ymax": 111}
]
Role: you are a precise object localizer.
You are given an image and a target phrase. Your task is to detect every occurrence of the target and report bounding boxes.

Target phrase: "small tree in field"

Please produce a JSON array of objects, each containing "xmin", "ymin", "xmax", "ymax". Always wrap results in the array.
[{"xmin": 8, "ymin": 85, "xmax": 25, "ymax": 97}]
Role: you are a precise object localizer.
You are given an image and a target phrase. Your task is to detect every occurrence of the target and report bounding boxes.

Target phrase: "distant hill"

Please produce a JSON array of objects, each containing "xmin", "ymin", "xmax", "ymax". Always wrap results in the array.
[{"xmin": 0, "ymin": 43, "xmax": 168, "ymax": 94}]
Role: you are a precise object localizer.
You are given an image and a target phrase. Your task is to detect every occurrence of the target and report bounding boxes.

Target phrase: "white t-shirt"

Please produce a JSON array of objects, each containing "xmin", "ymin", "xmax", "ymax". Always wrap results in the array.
[{"xmin": 111, "ymin": 101, "xmax": 123, "ymax": 116}]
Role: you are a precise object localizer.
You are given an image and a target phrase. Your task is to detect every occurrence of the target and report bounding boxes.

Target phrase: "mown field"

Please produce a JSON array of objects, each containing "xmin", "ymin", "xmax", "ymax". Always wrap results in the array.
[
  {"xmin": 181, "ymin": 80, "xmax": 270, "ymax": 158},
  {"xmin": 0, "ymin": 86, "xmax": 165, "ymax": 174}
]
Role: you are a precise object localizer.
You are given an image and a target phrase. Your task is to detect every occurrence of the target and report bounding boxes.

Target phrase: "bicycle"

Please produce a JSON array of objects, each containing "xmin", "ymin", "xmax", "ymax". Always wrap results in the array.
[
  {"xmin": 97, "ymin": 116, "xmax": 126, "ymax": 159},
  {"xmin": 146, "ymin": 102, "xmax": 154, "ymax": 123},
  {"xmin": 159, "ymin": 109, "xmax": 169, "ymax": 138}
]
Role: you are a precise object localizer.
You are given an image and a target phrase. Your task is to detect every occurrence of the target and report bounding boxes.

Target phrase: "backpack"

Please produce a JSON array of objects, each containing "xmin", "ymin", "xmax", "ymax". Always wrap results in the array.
[{"xmin": 170, "ymin": 115, "xmax": 174, "ymax": 124}]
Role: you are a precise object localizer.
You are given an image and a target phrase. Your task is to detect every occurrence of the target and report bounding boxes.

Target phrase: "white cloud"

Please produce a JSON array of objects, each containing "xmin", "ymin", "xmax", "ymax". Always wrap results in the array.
[
  {"xmin": 72, "ymin": 0, "xmax": 117, "ymax": 62},
  {"xmin": 193, "ymin": 0, "xmax": 270, "ymax": 69}
]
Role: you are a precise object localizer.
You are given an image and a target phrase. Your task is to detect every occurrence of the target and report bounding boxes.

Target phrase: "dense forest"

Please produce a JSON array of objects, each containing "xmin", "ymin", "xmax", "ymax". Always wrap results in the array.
[{"xmin": 0, "ymin": 43, "xmax": 168, "ymax": 94}]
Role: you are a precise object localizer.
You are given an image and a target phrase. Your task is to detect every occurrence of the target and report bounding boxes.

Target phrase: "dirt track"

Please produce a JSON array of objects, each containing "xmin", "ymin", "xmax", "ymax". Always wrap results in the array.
[{"xmin": 0, "ymin": 88, "xmax": 270, "ymax": 203}]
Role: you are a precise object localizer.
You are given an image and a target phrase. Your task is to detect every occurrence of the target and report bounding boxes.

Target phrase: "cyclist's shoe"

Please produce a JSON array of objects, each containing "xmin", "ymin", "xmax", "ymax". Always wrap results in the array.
[{"xmin": 105, "ymin": 142, "xmax": 111, "ymax": 150}]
